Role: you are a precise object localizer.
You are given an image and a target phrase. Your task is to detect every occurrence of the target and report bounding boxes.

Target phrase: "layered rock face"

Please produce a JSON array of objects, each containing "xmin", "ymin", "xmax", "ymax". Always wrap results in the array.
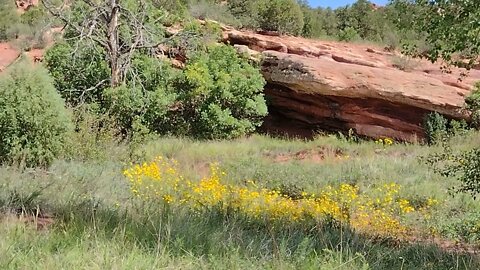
[{"xmin": 224, "ymin": 29, "xmax": 480, "ymax": 141}]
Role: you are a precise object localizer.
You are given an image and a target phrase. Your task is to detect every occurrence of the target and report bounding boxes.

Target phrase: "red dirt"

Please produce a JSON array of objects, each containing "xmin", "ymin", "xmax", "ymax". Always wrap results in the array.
[{"xmin": 0, "ymin": 43, "xmax": 21, "ymax": 72}]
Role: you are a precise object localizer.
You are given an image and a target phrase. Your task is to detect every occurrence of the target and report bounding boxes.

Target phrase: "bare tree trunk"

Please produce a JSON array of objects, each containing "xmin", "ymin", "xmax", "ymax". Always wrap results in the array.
[
  {"xmin": 42, "ymin": 0, "xmax": 168, "ymax": 89},
  {"xmin": 107, "ymin": 0, "xmax": 120, "ymax": 87}
]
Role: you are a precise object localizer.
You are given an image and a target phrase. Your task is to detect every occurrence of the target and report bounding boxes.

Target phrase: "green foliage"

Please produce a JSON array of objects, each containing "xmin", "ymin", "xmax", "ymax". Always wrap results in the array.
[
  {"xmin": 0, "ymin": 0, "xmax": 20, "ymax": 41},
  {"xmin": 44, "ymin": 42, "xmax": 110, "ymax": 106},
  {"xmin": 0, "ymin": 60, "xmax": 73, "ymax": 167},
  {"xmin": 0, "ymin": 1, "xmax": 51, "ymax": 48},
  {"xmin": 337, "ymin": 27, "xmax": 360, "ymax": 42},
  {"xmin": 104, "ymin": 45, "xmax": 266, "ymax": 140},
  {"xmin": 189, "ymin": 0, "xmax": 240, "ymax": 27},
  {"xmin": 406, "ymin": 0, "xmax": 480, "ymax": 68},
  {"xmin": 423, "ymin": 112, "xmax": 448, "ymax": 145},
  {"xmin": 226, "ymin": 0, "xmax": 260, "ymax": 28},
  {"xmin": 178, "ymin": 45, "xmax": 267, "ymax": 139},
  {"xmin": 103, "ymin": 55, "xmax": 180, "ymax": 134},
  {"xmin": 466, "ymin": 83, "xmax": 480, "ymax": 129},
  {"xmin": 66, "ymin": 104, "xmax": 121, "ymax": 162},
  {"xmin": 346, "ymin": 0, "xmax": 379, "ymax": 40},
  {"xmin": 58, "ymin": 0, "xmax": 167, "ymax": 88},
  {"xmin": 20, "ymin": 6, "xmax": 48, "ymax": 26},
  {"xmin": 426, "ymin": 145, "xmax": 480, "ymax": 199},
  {"xmin": 440, "ymin": 211, "xmax": 480, "ymax": 243},
  {"xmin": 299, "ymin": 3, "xmax": 332, "ymax": 38},
  {"xmin": 256, "ymin": 0, "xmax": 304, "ymax": 35},
  {"xmin": 173, "ymin": 20, "xmax": 222, "ymax": 53},
  {"xmin": 2, "ymin": 134, "xmax": 480, "ymax": 269}
]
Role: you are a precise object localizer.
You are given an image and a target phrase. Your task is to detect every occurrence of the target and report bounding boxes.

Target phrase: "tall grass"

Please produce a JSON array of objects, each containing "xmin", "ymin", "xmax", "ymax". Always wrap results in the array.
[{"xmin": 1, "ymin": 133, "xmax": 480, "ymax": 269}]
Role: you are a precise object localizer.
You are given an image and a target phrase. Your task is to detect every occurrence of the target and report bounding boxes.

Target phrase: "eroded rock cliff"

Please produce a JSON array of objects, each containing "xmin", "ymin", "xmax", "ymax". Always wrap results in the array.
[{"xmin": 223, "ymin": 29, "xmax": 480, "ymax": 140}]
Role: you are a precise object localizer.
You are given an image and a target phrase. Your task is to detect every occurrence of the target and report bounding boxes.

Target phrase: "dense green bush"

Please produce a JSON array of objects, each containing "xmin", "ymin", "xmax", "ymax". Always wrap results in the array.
[
  {"xmin": 426, "ymin": 145, "xmax": 480, "ymax": 199},
  {"xmin": 423, "ymin": 112, "xmax": 448, "ymax": 145},
  {"xmin": 104, "ymin": 45, "xmax": 267, "ymax": 139},
  {"xmin": 44, "ymin": 41, "xmax": 110, "ymax": 106},
  {"xmin": 466, "ymin": 83, "xmax": 480, "ymax": 129},
  {"xmin": 227, "ymin": 0, "xmax": 260, "ymax": 29},
  {"xmin": 178, "ymin": 45, "xmax": 267, "ymax": 139},
  {"xmin": 337, "ymin": 27, "xmax": 360, "ymax": 42},
  {"xmin": 0, "ymin": 60, "xmax": 73, "ymax": 167},
  {"xmin": 103, "ymin": 54, "xmax": 180, "ymax": 134},
  {"xmin": 20, "ymin": 6, "xmax": 48, "ymax": 26},
  {"xmin": 256, "ymin": 0, "xmax": 304, "ymax": 35}
]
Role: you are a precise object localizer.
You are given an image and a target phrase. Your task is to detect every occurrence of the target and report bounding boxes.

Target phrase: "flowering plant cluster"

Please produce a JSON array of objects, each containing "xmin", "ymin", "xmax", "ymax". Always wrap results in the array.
[
  {"xmin": 375, "ymin": 137, "xmax": 394, "ymax": 146},
  {"xmin": 124, "ymin": 157, "xmax": 437, "ymax": 237}
]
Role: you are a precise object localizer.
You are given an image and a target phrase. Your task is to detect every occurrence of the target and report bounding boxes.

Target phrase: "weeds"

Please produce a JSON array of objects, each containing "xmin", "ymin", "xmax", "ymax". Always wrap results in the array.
[{"xmin": 0, "ymin": 134, "xmax": 480, "ymax": 269}]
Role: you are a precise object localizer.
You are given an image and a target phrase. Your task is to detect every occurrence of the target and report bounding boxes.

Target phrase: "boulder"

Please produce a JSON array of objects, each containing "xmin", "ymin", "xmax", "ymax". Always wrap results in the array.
[{"xmin": 223, "ymin": 29, "xmax": 480, "ymax": 141}]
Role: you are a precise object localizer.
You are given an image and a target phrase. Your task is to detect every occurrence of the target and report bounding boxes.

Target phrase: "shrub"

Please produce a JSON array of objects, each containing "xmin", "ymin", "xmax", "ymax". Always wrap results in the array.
[
  {"xmin": 189, "ymin": 0, "xmax": 240, "ymax": 27},
  {"xmin": 383, "ymin": 29, "xmax": 400, "ymax": 51},
  {"xmin": 466, "ymin": 82, "xmax": 480, "ymax": 129},
  {"xmin": 426, "ymin": 146, "xmax": 480, "ymax": 199},
  {"xmin": 66, "ymin": 104, "xmax": 120, "ymax": 162},
  {"xmin": 337, "ymin": 27, "xmax": 360, "ymax": 42},
  {"xmin": 105, "ymin": 45, "xmax": 267, "ymax": 140},
  {"xmin": 256, "ymin": 0, "xmax": 304, "ymax": 35},
  {"xmin": 124, "ymin": 157, "xmax": 435, "ymax": 238},
  {"xmin": 423, "ymin": 112, "xmax": 448, "ymax": 145},
  {"xmin": 20, "ymin": 6, "xmax": 48, "ymax": 26},
  {"xmin": 440, "ymin": 211, "xmax": 480, "ymax": 243},
  {"xmin": 391, "ymin": 55, "xmax": 420, "ymax": 72},
  {"xmin": 0, "ymin": 60, "xmax": 73, "ymax": 167},
  {"xmin": 227, "ymin": 0, "xmax": 260, "ymax": 29},
  {"xmin": 178, "ymin": 45, "xmax": 267, "ymax": 139},
  {"xmin": 44, "ymin": 41, "xmax": 110, "ymax": 106},
  {"xmin": 0, "ymin": 1, "xmax": 20, "ymax": 41},
  {"xmin": 301, "ymin": 8, "xmax": 326, "ymax": 38},
  {"xmin": 103, "ymin": 54, "xmax": 180, "ymax": 134}
]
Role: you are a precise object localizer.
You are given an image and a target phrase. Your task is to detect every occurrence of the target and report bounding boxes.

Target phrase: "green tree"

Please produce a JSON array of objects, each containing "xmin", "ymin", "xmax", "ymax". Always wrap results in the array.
[
  {"xmin": 104, "ymin": 45, "xmax": 267, "ymax": 139},
  {"xmin": 178, "ymin": 45, "xmax": 267, "ymax": 139},
  {"xmin": 256, "ymin": 0, "xmax": 304, "ymax": 35},
  {"xmin": 42, "ymin": 0, "xmax": 167, "ymax": 87},
  {"xmin": 103, "ymin": 54, "xmax": 180, "ymax": 134},
  {"xmin": 44, "ymin": 42, "xmax": 110, "ymax": 106},
  {"xmin": 404, "ymin": 0, "xmax": 480, "ymax": 68},
  {"xmin": 299, "ymin": 3, "xmax": 326, "ymax": 38},
  {"xmin": 0, "ymin": 60, "xmax": 73, "ymax": 167},
  {"xmin": 227, "ymin": 0, "xmax": 260, "ymax": 28},
  {"xmin": 412, "ymin": 0, "xmax": 480, "ymax": 198}
]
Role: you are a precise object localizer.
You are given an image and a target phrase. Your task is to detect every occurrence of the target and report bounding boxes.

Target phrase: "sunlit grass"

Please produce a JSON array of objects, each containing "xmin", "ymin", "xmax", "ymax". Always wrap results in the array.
[{"xmin": 1, "ymin": 132, "xmax": 480, "ymax": 269}]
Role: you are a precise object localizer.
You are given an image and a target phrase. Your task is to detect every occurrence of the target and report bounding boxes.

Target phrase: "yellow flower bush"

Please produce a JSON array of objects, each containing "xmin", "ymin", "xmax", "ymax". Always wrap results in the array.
[
  {"xmin": 375, "ymin": 137, "xmax": 394, "ymax": 146},
  {"xmin": 123, "ymin": 157, "xmax": 434, "ymax": 238}
]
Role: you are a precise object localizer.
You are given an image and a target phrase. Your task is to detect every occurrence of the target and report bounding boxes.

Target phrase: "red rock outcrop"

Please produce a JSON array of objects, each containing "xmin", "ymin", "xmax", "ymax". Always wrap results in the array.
[{"xmin": 223, "ymin": 29, "xmax": 480, "ymax": 141}]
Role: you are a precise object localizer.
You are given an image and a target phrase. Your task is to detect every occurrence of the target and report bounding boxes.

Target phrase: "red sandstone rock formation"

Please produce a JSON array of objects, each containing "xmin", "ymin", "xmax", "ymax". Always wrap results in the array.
[{"xmin": 222, "ymin": 29, "xmax": 480, "ymax": 141}]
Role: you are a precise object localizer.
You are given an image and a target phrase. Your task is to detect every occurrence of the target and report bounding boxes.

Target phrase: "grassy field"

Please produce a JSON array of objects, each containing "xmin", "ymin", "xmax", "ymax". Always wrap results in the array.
[{"xmin": 1, "ymin": 132, "xmax": 480, "ymax": 269}]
